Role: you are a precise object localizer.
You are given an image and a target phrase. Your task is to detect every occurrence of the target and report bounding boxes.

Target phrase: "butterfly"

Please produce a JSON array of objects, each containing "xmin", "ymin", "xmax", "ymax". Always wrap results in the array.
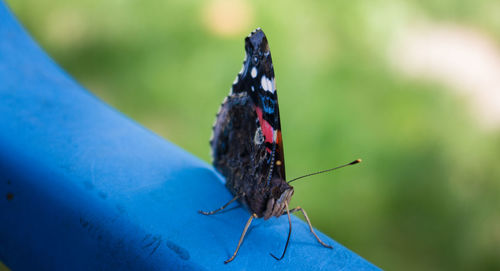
[{"xmin": 200, "ymin": 28, "xmax": 361, "ymax": 263}]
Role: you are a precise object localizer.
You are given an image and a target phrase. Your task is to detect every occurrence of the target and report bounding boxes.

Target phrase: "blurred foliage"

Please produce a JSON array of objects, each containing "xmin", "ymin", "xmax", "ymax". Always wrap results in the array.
[{"xmin": 4, "ymin": 0, "xmax": 500, "ymax": 270}]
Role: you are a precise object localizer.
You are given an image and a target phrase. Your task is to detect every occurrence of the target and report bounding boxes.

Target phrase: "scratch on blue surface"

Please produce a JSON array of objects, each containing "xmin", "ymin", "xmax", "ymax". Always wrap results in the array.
[
  {"xmin": 142, "ymin": 234, "xmax": 162, "ymax": 256},
  {"xmin": 166, "ymin": 240, "xmax": 190, "ymax": 261}
]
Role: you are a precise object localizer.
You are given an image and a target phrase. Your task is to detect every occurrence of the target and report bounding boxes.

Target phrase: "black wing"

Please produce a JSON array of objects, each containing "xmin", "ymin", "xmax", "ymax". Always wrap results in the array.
[{"xmin": 211, "ymin": 28, "xmax": 289, "ymax": 217}]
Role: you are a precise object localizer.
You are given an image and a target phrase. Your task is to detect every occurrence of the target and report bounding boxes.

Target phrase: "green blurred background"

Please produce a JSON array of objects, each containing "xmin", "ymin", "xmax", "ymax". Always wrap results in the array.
[{"xmin": 4, "ymin": 0, "xmax": 500, "ymax": 270}]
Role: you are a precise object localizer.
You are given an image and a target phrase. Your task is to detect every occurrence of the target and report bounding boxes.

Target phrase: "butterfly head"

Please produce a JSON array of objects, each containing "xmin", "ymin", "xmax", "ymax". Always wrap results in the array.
[{"xmin": 263, "ymin": 182, "xmax": 294, "ymax": 219}]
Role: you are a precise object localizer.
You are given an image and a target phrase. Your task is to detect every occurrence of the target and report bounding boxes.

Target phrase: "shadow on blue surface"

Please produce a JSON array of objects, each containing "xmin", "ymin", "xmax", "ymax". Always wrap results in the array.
[{"xmin": 0, "ymin": 1, "xmax": 379, "ymax": 270}]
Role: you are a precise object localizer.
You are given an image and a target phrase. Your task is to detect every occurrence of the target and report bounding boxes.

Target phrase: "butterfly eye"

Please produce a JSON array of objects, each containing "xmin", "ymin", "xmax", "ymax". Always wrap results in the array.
[{"xmin": 271, "ymin": 187, "xmax": 281, "ymax": 198}]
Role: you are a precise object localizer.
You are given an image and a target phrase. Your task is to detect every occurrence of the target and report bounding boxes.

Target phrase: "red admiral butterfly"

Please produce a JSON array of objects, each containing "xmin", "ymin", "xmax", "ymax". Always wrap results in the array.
[{"xmin": 200, "ymin": 28, "xmax": 361, "ymax": 263}]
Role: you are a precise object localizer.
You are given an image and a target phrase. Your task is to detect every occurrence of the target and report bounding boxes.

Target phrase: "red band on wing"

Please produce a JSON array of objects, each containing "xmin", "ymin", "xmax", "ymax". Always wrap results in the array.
[{"xmin": 255, "ymin": 106, "xmax": 274, "ymax": 153}]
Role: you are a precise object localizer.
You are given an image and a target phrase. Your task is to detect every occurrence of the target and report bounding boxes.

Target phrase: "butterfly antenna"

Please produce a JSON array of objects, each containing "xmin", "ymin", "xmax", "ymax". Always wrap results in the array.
[{"xmin": 287, "ymin": 159, "xmax": 362, "ymax": 184}]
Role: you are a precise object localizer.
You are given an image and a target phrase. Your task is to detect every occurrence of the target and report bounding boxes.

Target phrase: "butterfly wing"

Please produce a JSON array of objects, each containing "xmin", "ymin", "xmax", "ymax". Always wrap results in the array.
[
  {"xmin": 232, "ymin": 29, "xmax": 286, "ymax": 183},
  {"xmin": 211, "ymin": 29, "xmax": 289, "ymax": 217}
]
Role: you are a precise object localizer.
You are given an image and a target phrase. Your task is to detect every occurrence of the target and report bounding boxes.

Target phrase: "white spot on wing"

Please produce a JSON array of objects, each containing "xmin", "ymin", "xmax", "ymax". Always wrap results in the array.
[
  {"xmin": 251, "ymin": 67, "xmax": 257, "ymax": 78},
  {"xmin": 261, "ymin": 75, "xmax": 275, "ymax": 93},
  {"xmin": 254, "ymin": 127, "xmax": 264, "ymax": 145},
  {"xmin": 261, "ymin": 76, "xmax": 268, "ymax": 91},
  {"xmin": 233, "ymin": 76, "xmax": 239, "ymax": 85}
]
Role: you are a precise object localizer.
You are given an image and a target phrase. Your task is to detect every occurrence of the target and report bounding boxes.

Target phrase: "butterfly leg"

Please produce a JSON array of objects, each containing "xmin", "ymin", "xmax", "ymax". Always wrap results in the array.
[
  {"xmin": 225, "ymin": 213, "xmax": 257, "ymax": 264},
  {"xmin": 270, "ymin": 202, "xmax": 292, "ymax": 261},
  {"xmin": 198, "ymin": 195, "xmax": 240, "ymax": 215},
  {"xmin": 288, "ymin": 206, "xmax": 332, "ymax": 248}
]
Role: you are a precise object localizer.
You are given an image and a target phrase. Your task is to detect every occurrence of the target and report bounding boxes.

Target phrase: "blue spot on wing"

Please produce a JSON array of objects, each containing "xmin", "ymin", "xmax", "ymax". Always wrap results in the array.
[{"xmin": 260, "ymin": 95, "xmax": 275, "ymax": 114}]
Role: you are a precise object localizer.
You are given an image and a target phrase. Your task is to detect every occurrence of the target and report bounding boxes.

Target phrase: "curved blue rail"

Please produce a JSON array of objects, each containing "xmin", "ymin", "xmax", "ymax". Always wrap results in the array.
[{"xmin": 0, "ymin": 2, "xmax": 379, "ymax": 270}]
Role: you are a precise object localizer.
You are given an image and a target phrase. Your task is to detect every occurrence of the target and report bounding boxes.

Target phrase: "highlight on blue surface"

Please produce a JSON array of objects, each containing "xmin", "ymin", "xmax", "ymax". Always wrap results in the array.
[{"xmin": 0, "ymin": 1, "xmax": 380, "ymax": 270}]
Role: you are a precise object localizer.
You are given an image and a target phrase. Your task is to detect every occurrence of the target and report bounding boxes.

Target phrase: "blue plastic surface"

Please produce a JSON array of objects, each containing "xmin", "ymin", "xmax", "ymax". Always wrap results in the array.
[{"xmin": 0, "ymin": 2, "xmax": 380, "ymax": 270}]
